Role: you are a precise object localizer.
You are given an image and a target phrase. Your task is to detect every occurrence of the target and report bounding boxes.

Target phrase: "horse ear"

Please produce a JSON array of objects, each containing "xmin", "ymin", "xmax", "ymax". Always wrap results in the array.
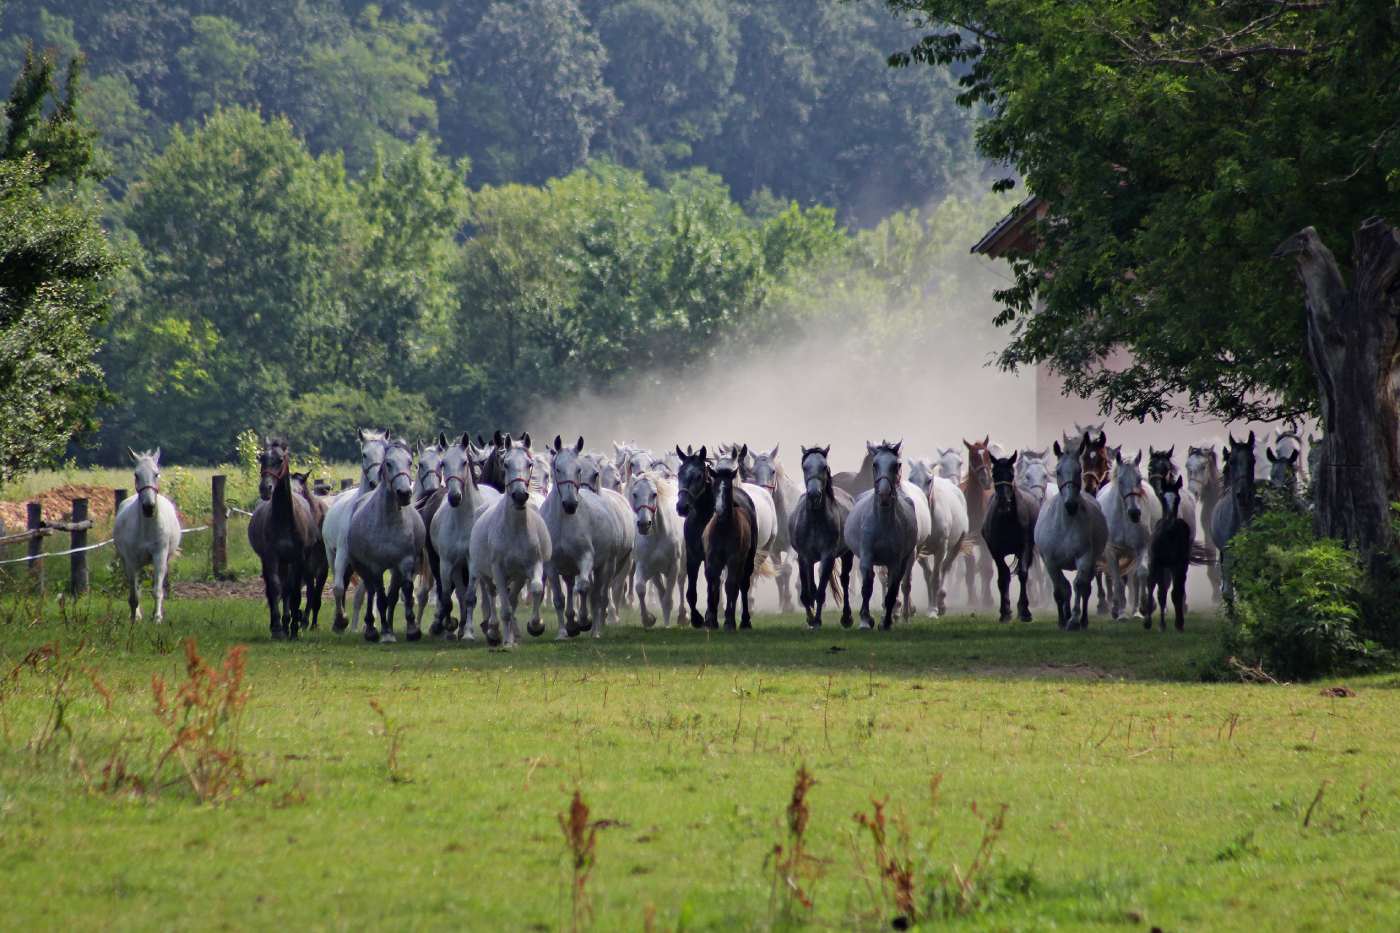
[
  {"xmin": 676, "ymin": 444, "xmax": 686, "ymax": 459},
  {"xmin": 521, "ymin": 432, "xmax": 532, "ymax": 450},
  {"xmin": 1247, "ymin": 430, "xmax": 1256, "ymax": 446},
  {"xmin": 437, "ymin": 432, "xmax": 448, "ymax": 449},
  {"xmin": 892, "ymin": 440, "xmax": 902, "ymax": 456},
  {"xmin": 869, "ymin": 441, "xmax": 879, "ymax": 455},
  {"xmin": 770, "ymin": 443, "xmax": 779, "ymax": 459},
  {"xmin": 1009, "ymin": 450, "xmax": 1018, "ymax": 465},
  {"xmin": 982, "ymin": 435, "xmax": 990, "ymax": 447},
  {"xmin": 1289, "ymin": 449, "xmax": 1299, "ymax": 463},
  {"xmin": 1115, "ymin": 449, "xmax": 1123, "ymax": 465},
  {"xmin": 153, "ymin": 447, "xmax": 161, "ymax": 465},
  {"xmin": 1133, "ymin": 450, "xmax": 1142, "ymax": 466},
  {"xmin": 738, "ymin": 444, "xmax": 748, "ymax": 461},
  {"xmin": 128, "ymin": 447, "xmax": 139, "ymax": 462},
  {"xmin": 492, "ymin": 430, "xmax": 504, "ymax": 448},
  {"xmin": 576, "ymin": 436, "xmax": 585, "ymax": 453},
  {"xmin": 1167, "ymin": 445, "xmax": 1174, "ymax": 458},
  {"xmin": 357, "ymin": 428, "xmax": 366, "ymax": 443},
  {"xmin": 821, "ymin": 445, "xmax": 831, "ymax": 458},
  {"xmin": 697, "ymin": 445, "xmax": 707, "ymax": 461},
  {"xmin": 460, "ymin": 433, "xmax": 471, "ymax": 449},
  {"xmin": 1053, "ymin": 440, "xmax": 1063, "ymax": 457},
  {"xmin": 1266, "ymin": 447, "xmax": 1277, "ymax": 462},
  {"xmin": 1081, "ymin": 431, "xmax": 1091, "ymax": 451},
  {"xmin": 553, "ymin": 435, "xmax": 563, "ymax": 453}
]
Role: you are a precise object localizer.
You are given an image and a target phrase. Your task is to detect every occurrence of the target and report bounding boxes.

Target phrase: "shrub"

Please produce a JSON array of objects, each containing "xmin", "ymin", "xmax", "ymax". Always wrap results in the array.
[{"xmin": 1225, "ymin": 509, "xmax": 1385, "ymax": 681}]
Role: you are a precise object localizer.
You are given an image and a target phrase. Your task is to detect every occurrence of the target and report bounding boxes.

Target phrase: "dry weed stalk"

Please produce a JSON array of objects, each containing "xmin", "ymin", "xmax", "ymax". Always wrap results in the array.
[
  {"xmin": 767, "ymin": 765, "xmax": 824, "ymax": 919},
  {"xmin": 151, "ymin": 638, "xmax": 260, "ymax": 802},
  {"xmin": 560, "ymin": 788, "xmax": 614, "ymax": 932},
  {"xmin": 368, "ymin": 698, "xmax": 411, "ymax": 783}
]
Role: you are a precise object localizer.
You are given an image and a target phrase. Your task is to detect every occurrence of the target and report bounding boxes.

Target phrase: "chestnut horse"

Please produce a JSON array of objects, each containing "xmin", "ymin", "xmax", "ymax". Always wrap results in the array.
[{"xmin": 960, "ymin": 437, "xmax": 995, "ymax": 608}]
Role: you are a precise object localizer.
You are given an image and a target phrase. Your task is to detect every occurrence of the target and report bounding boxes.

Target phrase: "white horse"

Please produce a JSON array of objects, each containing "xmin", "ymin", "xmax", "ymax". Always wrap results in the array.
[
  {"xmin": 542, "ymin": 438, "xmax": 635, "ymax": 639},
  {"xmin": 347, "ymin": 440, "xmax": 426, "ymax": 643},
  {"xmin": 629, "ymin": 471, "xmax": 684, "ymax": 628},
  {"xmin": 934, "ymin": 447, "xmax": 964, "ymax": 482},
  {"xmin": 748, "ymin": 445, "xmax": 800, "ymax": 612},
  {"xmin": 114, "ymin": 448, "xmax": 182, "ymax": 623},
  {"xmin": 429, "ymin": 436, "xmax": 502, "ymax": 640},
  {"xmin": 1096, "ymin": 451, "xmax": 1162, "ymax": 620},
  {"xmin": 324, "ymin": 428, "xmax": 388, "ymax": 632},
  {"xmin": 1036, "ymin": 439, "xmax": 1108, "ymax": 631},
  {"xmin": 470, "ymin": 436, "xmax": 552, "ymax": 648},
  {"xmin": 906, "ymin": 459, "xmax": 967, "ymax": 617}
]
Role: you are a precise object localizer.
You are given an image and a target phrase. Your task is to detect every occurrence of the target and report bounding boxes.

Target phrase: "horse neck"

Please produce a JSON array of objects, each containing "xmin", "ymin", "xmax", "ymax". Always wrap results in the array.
[{"xmin": 270, "ymin": 470, "xmax": 296, "ymax": 524}]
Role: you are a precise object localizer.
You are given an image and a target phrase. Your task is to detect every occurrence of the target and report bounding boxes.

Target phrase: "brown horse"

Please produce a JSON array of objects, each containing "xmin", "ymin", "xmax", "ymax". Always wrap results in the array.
[
  {"xmin": 703, "ymin": 455, "xmax": 760, "ymax": 630},
  {"xmin": 248, "ymin": 439, "xmax": 324, "ymax": 639},
  {"xmin": 1075, "ymin": 430, "xmax": 1112, "ymax": 614},
  {"xmin": 960, "ymin": 437, "xmax": 995, "ymax": 607},
  {"xmin": 288, "ymin": 470, "xmax": 329, "ymax": 629}
]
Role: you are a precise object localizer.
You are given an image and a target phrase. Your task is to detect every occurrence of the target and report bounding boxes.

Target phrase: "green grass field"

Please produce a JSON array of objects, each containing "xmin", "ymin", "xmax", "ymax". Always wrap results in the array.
[{"xmin": 1, "ymin": 595, "xmax": 1398, "ymax": 931}]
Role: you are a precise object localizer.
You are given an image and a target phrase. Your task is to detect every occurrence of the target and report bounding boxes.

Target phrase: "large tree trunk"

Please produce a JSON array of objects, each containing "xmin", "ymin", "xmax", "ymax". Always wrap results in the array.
[{"xmin": 1274, "ymin": 218, "xmax": 1400, "ymax": 572}]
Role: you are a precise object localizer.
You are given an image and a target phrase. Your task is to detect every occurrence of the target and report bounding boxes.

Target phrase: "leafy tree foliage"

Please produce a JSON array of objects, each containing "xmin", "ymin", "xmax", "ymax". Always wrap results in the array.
[
  {"xmin": 885, "ymin": 0, "xmax": 1400, "ymax": 423},
  {"xmin": 1, "ymin": 0, "xmax": 983, "ymax": 221},
  {"xmin": 0, "ymin": 47, "xmax": 116, "ymax": 481}
]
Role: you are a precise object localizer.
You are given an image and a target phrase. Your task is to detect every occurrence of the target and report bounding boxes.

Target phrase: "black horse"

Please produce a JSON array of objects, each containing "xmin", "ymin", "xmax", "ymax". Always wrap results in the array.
[
  {"xmin": 248, "ymin": 438, "xmax": 324, "ymax": 640},
  {"xmin": 675, "ymin": 446, "xmax": 717, "ymax": 628},
  {"xmin": 981, "ymin": 453, "xmax": 1038, "ymax": 623},
  {"xmin": 1149, "ymin": 476, "xmax": 1192, "ymax": 631}
]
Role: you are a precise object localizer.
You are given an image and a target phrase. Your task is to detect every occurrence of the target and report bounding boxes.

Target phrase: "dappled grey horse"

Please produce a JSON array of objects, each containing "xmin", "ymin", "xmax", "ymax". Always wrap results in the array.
[
  {"xmin": 429, "ymin": 436, "xmax": 502, "ymax": 640},
  {"xmin": 470, "ymin": 436, "xmax": 552, "ymax": 647},
  {"xmin": 413, "ymin": 436, "xmax": 449, "ymax": 625},
  {"xmin": 1210, "ymin": 433, "xmax": 1258, "ymax": 601},
  {"xmin": 325, "ymin": 428, "xmax": 388, "ymax": 632},
  {"xmin": 843, "ymin": 442, "xmax": 919, "ymax": 630},
  {"xmin": 1035, "ymin": 437, "xmax": 1108, "ymax": 630},
  {"xmin": 1185, "ymin": 445, "xmax": 1223, "ymax": 602},
  {"xmin": 1097, "ymin": 451, "xmax": 1161, "ymax": 620},
  {"xmin": 542, "ymin": 437, "xmax": 634, "ymax": 639},
  {"xmin": 347, "ymin": 440, "xmax": 425, "ymax": 643},
  {"xmin": 114, "ymin": 448, "xmax": 182, "ymax": 624},
  {"xmin": 790, "ymin": 446, "xmax": 854, "ymax": 628}
]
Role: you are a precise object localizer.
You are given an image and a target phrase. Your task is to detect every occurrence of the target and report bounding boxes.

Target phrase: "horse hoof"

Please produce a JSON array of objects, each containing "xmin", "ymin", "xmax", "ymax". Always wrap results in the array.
[
  {"xmin": 723, "ymin": 621, "xmax": 736, "ymax": 631},
  {"xmin": 840, "ymin": 614, "xmax": 853, "ymax": 629},
  {"xmin": 578, "ymin": 617, "xmax": 594, "ymax": 632},
  {"xmin": 485, "ymin": 626, "xmax": 502, "ymax": 648},
  {"xmin": 363, "ymin": 628, "xmax": 380, "ymax": 643},
  {"xmin": 1143, "ymin": 617, "xmax": 1153, "ymax": 631},
  {"xmin": 270, "ymin": 626, "xmax": 287, "ymax": 641},
  {"xmin": 564, "ymin": 620, "xmax": 581, "ymax": 637},
  {"xmin": 640, "ymin": 614, "xmax": 656, "ymax": 629},
  {"xmin": 1018, "ymin": 612, "xmax": 1033, "ymax": 623},
  {"xmin": 380, "ymin": 632, "xmax": 397, "ymax": 644},
  {"xmin": 429, "ymin": 621, "xmax": 446, "ymax": 637},
  {"xmin": 406, "ymin": 629, "xmax": 422, "ymax": 643},
  {"xmin": 526, "ymin": 618, "xmax": 545, "ymax": 637},
  {"xmin": 332, "ymin": 618, "xmax": 348, "ymax": 634},
  {"xmin": 739, "ymin": 618, "xmax": 752, "ymax": 630},
  {"xmin": 998, "ymin": 612, "xmax": 1012, "ymax": 624},
  {"xmin": 808, "ymin": 619, "xmax": 821, "ymax": 630}
]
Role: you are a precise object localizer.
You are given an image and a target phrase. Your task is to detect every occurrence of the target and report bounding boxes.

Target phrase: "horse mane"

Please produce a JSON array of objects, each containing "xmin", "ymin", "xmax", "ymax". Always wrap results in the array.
[{"xmin": 642, "ymin": 469, "xmax": 676, "ymax": 500}]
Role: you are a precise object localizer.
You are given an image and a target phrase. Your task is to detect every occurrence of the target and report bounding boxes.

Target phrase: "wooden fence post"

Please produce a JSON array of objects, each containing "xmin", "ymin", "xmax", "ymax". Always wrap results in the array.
[
  {"xmin": 211, "ymin": 474, "xmax": 228, "ymax": 579},
  {"xmin": 26, "ymin": 502, "xmax": 42, "ymax": 589},
  {"xmin": 114, "ymin": 488, "xmax": 127, "ymax": 516},
  {"xmin": 69, "ymin": 497, "xmax": 88, "ymax": 596},
  {"xmin": 340, "ymin": 478, "xmax": 354, "ymax": 491}
]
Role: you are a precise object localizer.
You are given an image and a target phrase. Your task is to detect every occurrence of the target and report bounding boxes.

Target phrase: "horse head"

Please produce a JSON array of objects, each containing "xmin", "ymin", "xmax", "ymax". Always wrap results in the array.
[
  {"xmin": 1053, "ymin": 437, "xmax": 1085, "ymax": 516},
  {"xmin": 443, "ymin": 435, "xmax": 476, "ymax": 508},
  {"xmin": 415, "ymin": 434, "xmax": 447, "ymax": 497},
  {"xmin": 1159, "ymin": 475, "xmax": 1184, "ymax": 526},
  {"xmin": 711, "ymin": 456, "xmax": 742, "ymax": 519},
  {"xmin": 800, "ymin": 445, "xmax": 833, "ymax": 511},
  {"xmin": 935, "ymin": 447, "xmax": 963, "ymax": 481},
  {"xmin": 630, "ymin": 472, "xmax": 660, "ymax": 535},
  {"xmin": 1112, "ymin": 449, "xmax": 1146, "ymax": 524},
  {"xmin": 675, "ymin": 445, "xmax": 711, "ymax": 518},
  {"xmin": 990, "ymin": 452, "xmax": 1019, "ymax": 513},
  {"xmin": 128, "ymin": 447, "xmax": 163, "ymax": 517},
  {"xmin": 501, "ymin": 435, "xmax": 534, "ymax": 509},
  {"xmin": 257, "ymin": 437, "xmax": 290, "ymax": 502},
  {"xmin": 1266, "ymin": 445, "xmax": 1300, "ymax": 492},
  {"xmin": 1147, "ymin": 445, "xmax": 1176, "ymax": 495},
  {"xmin": 1225, "ymin": 432, "xmax": 1257, "ymax": 511},
  {"xmin": 869, "ymin": 440, "xmax": 903, "ymax": 509},
  {"xmin": 356, "ymin": 428, "xmax": 389, "ymax": 490},
  {"xmin": 963, "ymin": 436, "xmax": 992, "ymax": 490},
  {"xmin": 750, "ymin": 444, "xmax": 782, "ymax": 493},
  {"xmin": 380, "ymin": 440, "xmax": 415, "ymax": 508},
  {"xmin": 1080, "ymin": 431, "xmax": 1111, "ymax": 495},
  {"xmin": 551, "ymin": 435, "xmax": 586, "ymax": 515}
]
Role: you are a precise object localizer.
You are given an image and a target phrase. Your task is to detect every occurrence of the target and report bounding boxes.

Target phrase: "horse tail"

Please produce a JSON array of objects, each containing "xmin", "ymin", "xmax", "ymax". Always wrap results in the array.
[
  {"xmin": 1189, "ymin": 543, "xmax": 1215, "ymax": 565},
  {"xmin": 753, "ymin": 550, "xmax": 778, "ymax": 579}
]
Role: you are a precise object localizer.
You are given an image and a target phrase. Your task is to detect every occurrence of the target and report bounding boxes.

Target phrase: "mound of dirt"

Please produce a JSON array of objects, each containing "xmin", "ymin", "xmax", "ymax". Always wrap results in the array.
[{"xmin": 0, "ymin": 483, "xmax": 124, "ymax": 533}]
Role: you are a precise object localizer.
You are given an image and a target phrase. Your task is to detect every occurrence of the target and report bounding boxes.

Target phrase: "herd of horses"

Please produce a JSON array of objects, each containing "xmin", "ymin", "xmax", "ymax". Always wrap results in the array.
[{"xmin": 111, "ymin": 422, "xmax": 1308, "ymax": 645}]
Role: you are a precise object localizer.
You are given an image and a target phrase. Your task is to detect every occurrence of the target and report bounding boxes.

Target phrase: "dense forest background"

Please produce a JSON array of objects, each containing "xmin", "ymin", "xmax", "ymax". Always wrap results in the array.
[{"xmin": 0, "ymin": 0, "xmax": 1001, "ymax": 464}]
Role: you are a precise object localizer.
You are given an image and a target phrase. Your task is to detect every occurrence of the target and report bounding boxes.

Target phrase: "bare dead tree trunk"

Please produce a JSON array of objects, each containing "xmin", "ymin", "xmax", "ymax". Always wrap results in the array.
[{"xmin": 1274, "ymin": 218, "xmax": 1400, "ymax": 573}]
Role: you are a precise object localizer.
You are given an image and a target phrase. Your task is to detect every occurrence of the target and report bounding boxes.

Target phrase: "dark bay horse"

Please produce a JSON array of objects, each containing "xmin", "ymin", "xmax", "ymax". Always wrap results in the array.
[
  {"xmin": 790, "ymin": 445, "xmax": 854, "ymax": 628},
  {"xmin": 703, "ymin": 455, "xmax": 761, "ymax": 630},
  {"xmin": 961, "ymin": 437, "xmax": 995, "ymax": 608},
  {"xmin": 289, "ymin": 470, "xmax": 329, "ymax": 629},
  {"xmin": 1077, "ymin": 430, "xmax": 1112, "ymax": 613},
  {"xmin": 248, "ymin": 438, "xmax": 324, "ymax": 640},
  {"xmin": 981, "ymin": 452, "xmax": 1038, "ymax": 623},
  {"xmin": 832, "ymin": 447, "xmax": 875, "ymax": 496},
  {"xmin": 675, "ymin": 446, "xmax": 717, "ymax": 628}
]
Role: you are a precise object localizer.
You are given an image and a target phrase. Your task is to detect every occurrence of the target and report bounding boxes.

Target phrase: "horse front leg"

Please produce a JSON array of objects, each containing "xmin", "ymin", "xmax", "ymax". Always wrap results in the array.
[
  {"xmin": 993, "ymin": 553, "xmax": 1012, "ymax": 623},
  {"xmin": 776, "ymin": 552, "xmax": 794, "ymax": 613},
  {"xmin": 685, "ymin": 547, "xmax": 704, "ymax": 628},
  {"xmin": 881, "ymin": 557, "xmax": 909, "ymax": 630},
  {"xmin": 839, "ymin": 553, "xmax": 855, "ymax": 628},
  {"xmin": 1171, "ymin": 568, "xmax": 1187, "ymax": 631},
  {"xmin": 548, "ymin": 567, "xmax": 570, "ymax": 639},
  {"xmin": 331, "ymin": 547, "xmax": 352, "ymax": 632},
  {"xmin": 152, "ymin": 549, "xmax": 171, "ymax": 625},
  {"xmin": 722, "ymin": 562, "xmax": 741, "ymax": 630},
  {"xmin": 1016, "ymin": 547, "xmax": 1033, "ymax": 622},
  {"xmin": 125, "ymin": 560, "xmax": 142, "ymax": 623},
  {"xmin": 798, "ymin": 557, "xmax": 817, "ymax": 627},
  {"xmin": 527, "ymin": 563, "xmax": 547, "ymax": 638},
  {"xmin": 704, "ymin": 557, "xmax": 724, "ymax": 630},
  {"xmin": 404, "ymin": 560, "xmax": 423, "ymax": 642},
  {"xmin": 260, "ymin": 557, "xmax": 282, "ymax": 637},
  {"xmin": 1072, "ymin": 563, "xmax": 1094, "ymax": 631},
  {"xmin": 285, "ymin": 560, "xmax": 305, "ymax": 639},
  {"xmin": 636, "ymin": 565, "xmax": 656, "ymax": 629}
]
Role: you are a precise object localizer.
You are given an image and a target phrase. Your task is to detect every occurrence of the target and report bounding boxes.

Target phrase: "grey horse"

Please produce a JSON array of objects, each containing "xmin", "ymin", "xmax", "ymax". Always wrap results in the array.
[
  {"xmin": 429, "ymin": 436, "xmax": 502, "ymax": 640},
  {"xmin": 843, "ymin": 442, "xmax": 920, "ymax": 630},
  {"xmin": 1210, "ymin": 433, "xmax": 1258, "ymax": 600},
  {"xmin": 114, "ymin": 448, "xmax": 182, "ymax": 623},
  {"xmin": 1185, "ymin": 445, "xmax": 1224, "ymax": 602},
  {"xmin": 470, "ymin": 436, "xmax": 553, "ymax": 647},
  {"xmin": 1035, "ymin": 437, "xmax": 1108, "ymax": 630},
  {"xmin": 629, "ymin": 470, "xmax": 684, "ymax": 628},
  {"xmin": 325, "ymin": 428, "xmax": 389, "ymax": 632},
  {"xmin": 413, "ymin": 436, "xmax": 449, "ymax": 626},
  {"xmin": 347, "ymin": 439, "xmax": 425, "ymax": 643},
  {"xmin": 542, "ymin": 437, "xmax": 636, "ymax": 639},
  {"xmin": 790, "ymin": 445, "xmax": 854, "ymax": 628}
]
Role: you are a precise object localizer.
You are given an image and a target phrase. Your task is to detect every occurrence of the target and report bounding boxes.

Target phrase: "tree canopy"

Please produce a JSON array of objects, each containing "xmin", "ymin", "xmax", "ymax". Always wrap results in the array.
[
  {"xmin": 886, "ymin": 0, "xmax": 1400, "ymax": 422},
  {"xmin": 0, "ymin": 46, "xmax": 116, "ymax": 481}
]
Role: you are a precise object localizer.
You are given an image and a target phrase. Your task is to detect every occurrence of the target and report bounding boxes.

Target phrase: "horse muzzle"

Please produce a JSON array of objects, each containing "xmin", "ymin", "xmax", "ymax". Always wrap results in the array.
[
  {"xmin": 562, "ymin": 498, "xmax": 579, "ymax": 516},
  {"xmin": 1127, "ymin": 508, "xmax": 1142, "ymax": 523},
  {"xmin": 636, "ymin": 518, "xmax": 653, "ymax": 535},
  {"xmin": 395, "ymin": 488, "xmax": 412, "ymax": 508},
  {"xmin": 511, "ymin": 489, "xmax": 529, "ymax": 509},
  {"xmin": 676, "ymin": 493, "xmax": 691, "ymax": 517},
  {"xmin": 447, "ymin": 490, "xmax": 463, "ymax": 508},
  {"xmin": 1064, "ymin": 498, "xmax": 1080, "ymax": 516},
  {"xmin": 258, "ymin": 481, "xmax": 273, "ymax": 501}
]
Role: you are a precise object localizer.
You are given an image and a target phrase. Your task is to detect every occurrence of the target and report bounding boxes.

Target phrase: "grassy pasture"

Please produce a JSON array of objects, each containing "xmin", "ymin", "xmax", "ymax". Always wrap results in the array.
[{"xmin": 1, "ymin": 597, "xmax": 1398, "ymax": 931}]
